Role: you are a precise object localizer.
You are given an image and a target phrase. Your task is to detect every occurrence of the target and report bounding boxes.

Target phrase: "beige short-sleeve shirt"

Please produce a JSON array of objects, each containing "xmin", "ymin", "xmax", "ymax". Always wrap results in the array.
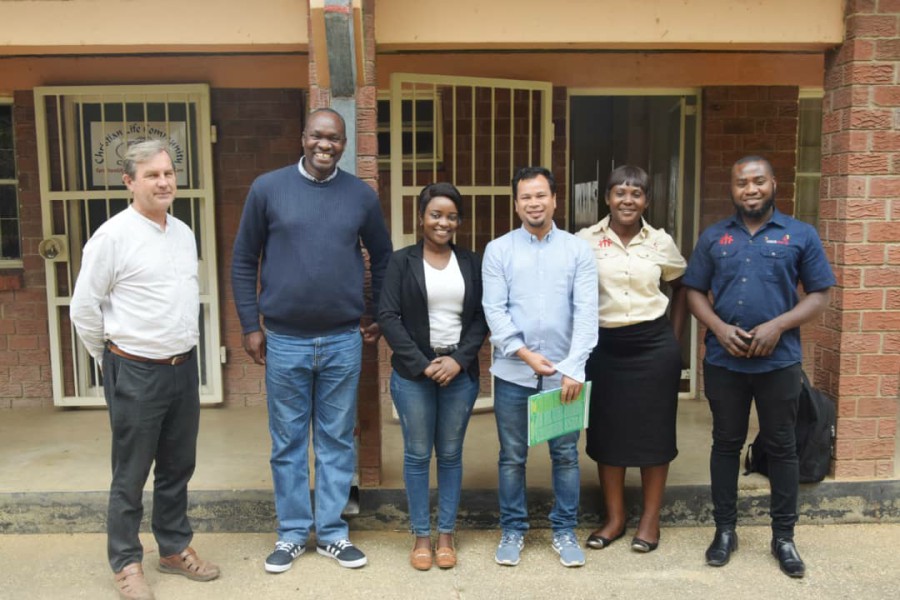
[{"xmin": 576, "ymin": 216, "xmax": 686, "ymax": 328}]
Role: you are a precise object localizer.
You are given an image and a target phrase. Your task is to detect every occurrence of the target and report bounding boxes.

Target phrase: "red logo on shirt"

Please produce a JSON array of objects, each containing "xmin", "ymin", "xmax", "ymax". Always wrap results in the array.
[
  {"xmin": 597, "ymin": 238, "xmax": 613, "ymax": 248},
  {"xmin": 718, "ymin": 233, "xmax": 734, "ymax": 245},
  {"xmin": 765, "ymin": 234, "xmax": 791, "ymax": 245}
]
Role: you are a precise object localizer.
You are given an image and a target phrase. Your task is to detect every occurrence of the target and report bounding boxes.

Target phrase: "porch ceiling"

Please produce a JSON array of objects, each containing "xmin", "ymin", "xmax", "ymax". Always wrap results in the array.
[
  {"xmin": 376, "ymin": 0, "xmax": 845, "ymax": 52},
  {"xmin": 0, "ymin": 0, "xmax": 308, "ymax": 56}
]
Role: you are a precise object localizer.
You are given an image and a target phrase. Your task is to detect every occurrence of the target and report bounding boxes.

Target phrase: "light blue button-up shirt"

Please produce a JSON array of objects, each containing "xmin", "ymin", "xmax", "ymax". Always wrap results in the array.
[{"xmin": 482, "ymin": 223, "xmax": 599, "ymax": 389}]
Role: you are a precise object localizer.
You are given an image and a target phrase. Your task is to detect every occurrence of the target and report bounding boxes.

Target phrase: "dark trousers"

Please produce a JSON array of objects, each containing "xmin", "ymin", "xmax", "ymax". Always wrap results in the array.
[
  {"xmin": 703, "ymin": 361, "xmax": 801, "ymax": 539},
  {"xmin": 103, "ymin": 347, "xmax": 200, "ymax": 572}
]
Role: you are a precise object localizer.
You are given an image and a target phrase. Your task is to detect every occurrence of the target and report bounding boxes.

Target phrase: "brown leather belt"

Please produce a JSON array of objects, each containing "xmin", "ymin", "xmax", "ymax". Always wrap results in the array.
[{"xmin": 107, "ymin": 342, "xmax": 193, "ymax": 366}]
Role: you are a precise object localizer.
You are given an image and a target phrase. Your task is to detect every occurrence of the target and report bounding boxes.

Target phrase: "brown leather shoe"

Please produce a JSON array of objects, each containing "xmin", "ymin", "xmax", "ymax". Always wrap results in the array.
[
  {"xmin": 157, "ymin": 546, "xmax": 220, "ymax": 582},
  {"xmin": 114, "ymin": 563, "xmax": 154, "ymax": 600},
  {"xmin": 435, "ymin": 545, "xmax": 457, "ymax": 569},
  {"xmin": 409, "ymin": 546, "xmax": 433, "ymax": 571}
]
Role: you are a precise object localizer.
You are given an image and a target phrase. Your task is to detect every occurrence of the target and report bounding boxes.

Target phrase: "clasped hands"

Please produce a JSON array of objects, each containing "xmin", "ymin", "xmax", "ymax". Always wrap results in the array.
[
  {"xmin": 423, "ymin": 355, "xmax": 462, "ymax": 387},
  {"xmin": 715, "ymin": 320, "xmax": 783, "ymax": 358}
]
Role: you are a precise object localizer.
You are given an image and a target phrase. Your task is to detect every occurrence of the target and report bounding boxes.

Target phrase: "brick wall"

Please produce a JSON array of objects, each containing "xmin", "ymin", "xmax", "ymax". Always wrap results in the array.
[
  {"xmin": 212, "ymin": 89, "xmax": 305, "ymax": 407},
  {"xmin": 818, "ymin": 0, "xmax": 900, "ymax": 479},
  {"xmin": 702, "ymin": 86, "xmax": 799, "ymax": 230},
  {"xmin": 0, "ymin": 91, "xmax": 52, "ymax": 409}
]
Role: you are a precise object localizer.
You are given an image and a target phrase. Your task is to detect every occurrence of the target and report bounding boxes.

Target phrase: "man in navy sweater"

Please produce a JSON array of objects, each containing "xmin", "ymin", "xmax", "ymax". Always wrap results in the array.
[{"xmin": 232, "ymin": 108, "xmax": 392, "ymax": 572}]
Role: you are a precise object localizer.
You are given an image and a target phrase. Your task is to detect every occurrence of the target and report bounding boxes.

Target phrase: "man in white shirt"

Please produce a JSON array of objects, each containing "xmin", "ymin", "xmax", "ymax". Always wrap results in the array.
[{"xmin": 71, "ymin": 140, "xmax": 219, "ymax": 600}]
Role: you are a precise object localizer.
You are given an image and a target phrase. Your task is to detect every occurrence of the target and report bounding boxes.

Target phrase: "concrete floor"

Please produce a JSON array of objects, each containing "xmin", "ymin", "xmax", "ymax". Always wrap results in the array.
[
  {"xmin": 0, "ymin": 397, "xmax": 755, "ymax": 494},
  {"xmin": 2, "ymin": 525, "xmax": 899, "ymax": 599}
]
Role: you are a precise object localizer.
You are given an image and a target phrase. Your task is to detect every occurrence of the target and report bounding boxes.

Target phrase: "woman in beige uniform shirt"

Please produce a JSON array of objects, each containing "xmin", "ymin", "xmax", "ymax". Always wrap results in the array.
[{"xmin": 577, "ymin": 165, "xmax": 687, "ymax": 553}]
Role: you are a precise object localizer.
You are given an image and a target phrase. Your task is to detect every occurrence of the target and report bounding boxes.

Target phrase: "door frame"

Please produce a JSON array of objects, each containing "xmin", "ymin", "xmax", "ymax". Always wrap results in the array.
[
  {"xmin": 567, "ymin": 87, "xmax": 702, "ymax": 399},
  {"xmin": 33, "ymin": 83, "xmax": 223, "ymax": 406}
]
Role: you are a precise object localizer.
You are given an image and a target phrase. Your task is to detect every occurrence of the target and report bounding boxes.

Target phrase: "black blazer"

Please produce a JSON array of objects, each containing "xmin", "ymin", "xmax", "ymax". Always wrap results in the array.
[{"xmin": 377, "ymin": 241, "xmax": 489, "ymax": 382}]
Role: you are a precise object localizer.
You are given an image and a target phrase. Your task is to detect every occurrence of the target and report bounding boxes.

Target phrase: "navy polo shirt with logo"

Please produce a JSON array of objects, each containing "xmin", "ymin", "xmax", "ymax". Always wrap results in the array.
[{"xmin": 683, "ymin": 209, "xmax": 835, "ymax": 374}]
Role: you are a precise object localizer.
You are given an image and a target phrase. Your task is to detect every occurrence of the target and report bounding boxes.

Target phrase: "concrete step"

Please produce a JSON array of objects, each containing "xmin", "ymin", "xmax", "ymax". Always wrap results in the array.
[{"xmin": 3, "ymin": 480, "xmax": 899, "ymax": 534}]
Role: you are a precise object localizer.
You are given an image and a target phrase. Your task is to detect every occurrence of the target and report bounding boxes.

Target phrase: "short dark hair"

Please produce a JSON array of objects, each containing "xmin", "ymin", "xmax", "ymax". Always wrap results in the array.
[
  {"xmin": 418, "ymin": 182, "xmax": 464, "ymax": 218},
  {"xmin": 512, "ymin": 166, "xmax": 556, "ymax": 198},
  {"xmin": 304, "ymin": 107, "xmax": 347, "ymax": 138},
  {"xmin": 605, "ymin": 165, "xmax": 650, "ymax": 198},
  {"xmin": 733, "ymin": 155, "xmax": 774, "ymax": 177}
]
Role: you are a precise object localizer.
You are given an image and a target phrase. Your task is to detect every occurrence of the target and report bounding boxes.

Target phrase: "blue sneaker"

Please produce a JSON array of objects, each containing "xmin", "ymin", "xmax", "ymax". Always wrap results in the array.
[
  {"xmin": 265, "ymin": 540, "xmax": 305, "ymax": 573},
  {"xmin": 495, "ymin": 531, "xmax": 525, "ymax": 566},
  {"xmin": 317, "ymin": 539, "xmax": 368, "ymax": 568},
  {"xmin": 552, "ymin": 530, "xmax": 585, "ymax": 567}
]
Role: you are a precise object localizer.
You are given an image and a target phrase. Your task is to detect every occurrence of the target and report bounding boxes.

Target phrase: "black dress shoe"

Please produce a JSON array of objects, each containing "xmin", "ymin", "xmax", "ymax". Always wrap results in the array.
[
  {"xmin": 705, "ymin": 529, "xmax": 738, "ymax": 567},
  {"xmin": 586, "ymin": 528, "xmax": 626, "ymax": 549},
  {"xmin": 771, "ymin": 538, "xmax": 806, "ymax": 578},
  {"xmin": 631, "ymin": 536, "xmax": 659, "ymax": 553}
]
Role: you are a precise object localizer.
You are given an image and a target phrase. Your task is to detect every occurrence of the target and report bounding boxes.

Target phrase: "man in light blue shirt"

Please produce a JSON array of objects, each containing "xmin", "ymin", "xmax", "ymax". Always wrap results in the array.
[{"xmin": 482, "ymin": 166, "xmax": 598, "ymax": 568}]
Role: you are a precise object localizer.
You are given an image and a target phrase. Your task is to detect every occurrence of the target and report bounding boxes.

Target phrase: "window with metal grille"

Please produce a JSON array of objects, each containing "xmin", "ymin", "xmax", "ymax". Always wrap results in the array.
[
  {"xmin": 377, "ymin": 92, "xmax": 442, "ymax": 167},
  {"xmin": 0, "ymin": 99, "xmax": 20, "ymax": 264}
]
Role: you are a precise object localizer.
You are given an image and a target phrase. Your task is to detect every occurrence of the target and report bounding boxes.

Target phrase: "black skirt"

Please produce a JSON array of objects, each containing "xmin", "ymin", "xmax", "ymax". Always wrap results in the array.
[{"xmin": 585, "ymin": 316, "xmax": 681, "ymax": 467}]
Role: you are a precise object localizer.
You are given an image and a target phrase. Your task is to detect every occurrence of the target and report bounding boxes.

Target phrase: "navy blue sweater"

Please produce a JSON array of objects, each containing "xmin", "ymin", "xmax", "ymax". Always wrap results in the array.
[{"xmin": 231, "ymin": 165, "xmax": 392, "ymax": 337}]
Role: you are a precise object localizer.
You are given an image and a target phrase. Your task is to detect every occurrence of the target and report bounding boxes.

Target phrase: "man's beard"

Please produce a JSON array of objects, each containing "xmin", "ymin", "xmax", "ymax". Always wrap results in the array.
[{"xmin": 733, "ymin": 194, "xmax": 775, "ymax": 220}]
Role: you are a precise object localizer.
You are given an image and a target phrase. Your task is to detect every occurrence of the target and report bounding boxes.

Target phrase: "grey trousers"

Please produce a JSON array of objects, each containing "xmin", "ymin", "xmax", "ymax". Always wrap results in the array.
[{"xmin": 102, "ymin": 346, "xmax": 200, "ymax": 572}]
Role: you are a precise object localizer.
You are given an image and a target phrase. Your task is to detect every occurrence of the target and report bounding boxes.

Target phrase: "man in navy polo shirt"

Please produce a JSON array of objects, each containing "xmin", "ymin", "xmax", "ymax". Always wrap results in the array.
[{"xmin": 683, "ymin": 155, "xmax": 834, "ymax": 579}]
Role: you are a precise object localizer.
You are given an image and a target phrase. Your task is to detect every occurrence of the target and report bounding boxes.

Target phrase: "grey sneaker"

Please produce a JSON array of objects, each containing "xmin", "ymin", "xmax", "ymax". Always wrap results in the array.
[
  {"xmin": 317, "ymin": 539, "xmax": 368, "ymax": 568},
  {"xmin": 552, "ymin": 530, "xmax": 585, "ymax": 567},
  {"xmin": 494, "ymin": 531, "xmax": 525, "ymax": 566},
  {"xmin": 265, "ymin": 540, "xmax": 305, "ymax": 573}
]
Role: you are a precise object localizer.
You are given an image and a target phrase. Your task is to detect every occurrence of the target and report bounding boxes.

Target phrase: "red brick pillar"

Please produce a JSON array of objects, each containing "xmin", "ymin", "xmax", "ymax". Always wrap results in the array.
[
  {"xmin": 819, "ymin": 0, "xmax": 900, "ymax": 479},
  {"xmin": 355, "ymin": 0, "xmax": 382, "ymax": 487},
  {"xmin": 307, "ymin": 0, "xmax": 382, "ymax": 486}
]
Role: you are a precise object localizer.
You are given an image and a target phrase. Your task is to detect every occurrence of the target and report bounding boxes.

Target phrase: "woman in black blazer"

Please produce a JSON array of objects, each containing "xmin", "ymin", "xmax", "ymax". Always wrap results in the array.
[{"xmin": 378, "ymin": 182, "xmax": 488, "ymax": 572}]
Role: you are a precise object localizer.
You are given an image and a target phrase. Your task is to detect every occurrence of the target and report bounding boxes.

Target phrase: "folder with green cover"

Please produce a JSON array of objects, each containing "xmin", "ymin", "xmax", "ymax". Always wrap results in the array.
[{"xmin": 527, "ymin": 381, "xmax": 592, "ymax": 447}]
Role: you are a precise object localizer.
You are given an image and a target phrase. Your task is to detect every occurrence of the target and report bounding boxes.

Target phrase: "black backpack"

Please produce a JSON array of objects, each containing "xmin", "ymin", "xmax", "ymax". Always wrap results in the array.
[{"xmin": 743, "ymin": 370, "xmax": 835, "ymax": 483}]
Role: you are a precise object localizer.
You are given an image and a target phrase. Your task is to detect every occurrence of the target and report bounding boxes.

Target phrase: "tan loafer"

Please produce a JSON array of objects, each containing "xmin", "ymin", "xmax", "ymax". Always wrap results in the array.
[
  {"xmin": 409, "ymin": 546, "xmax": 433, "ymax": 571},
  {"xmin": 157, "ymin": 546, "xmax": 220, "ymax": 582},
  {"xmin": 114, "ymin": 563, "xmax": 154, "ymax": 600},
  {"xmin": 435, "ymin": 545, "xmax": 457, "ymax": 569}
]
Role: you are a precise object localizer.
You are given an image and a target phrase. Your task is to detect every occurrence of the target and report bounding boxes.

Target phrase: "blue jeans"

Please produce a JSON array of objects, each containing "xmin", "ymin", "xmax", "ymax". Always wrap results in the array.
[
  {"xmin": 390, "ymin": 370, "xmax": 479, "ymax": 537},
  {"xmin": 265, "ymin": 328, "xmax": 362, "ymax": 545},
  {"xmin": 493, "ymin": 377, "xmax": 581, "ymax": 534}
]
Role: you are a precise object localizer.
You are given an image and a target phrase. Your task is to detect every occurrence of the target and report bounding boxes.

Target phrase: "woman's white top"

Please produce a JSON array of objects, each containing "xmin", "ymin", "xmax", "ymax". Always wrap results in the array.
[{"xmin": 424, "ymin": 250, "xmax": 465, "ymax": 347}]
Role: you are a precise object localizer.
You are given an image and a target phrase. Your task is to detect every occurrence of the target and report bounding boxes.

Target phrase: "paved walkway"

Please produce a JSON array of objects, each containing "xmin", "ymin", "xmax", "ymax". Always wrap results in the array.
[{"xmin": 2, "ymin": 524, "xmax": 899, "ymax": 599}]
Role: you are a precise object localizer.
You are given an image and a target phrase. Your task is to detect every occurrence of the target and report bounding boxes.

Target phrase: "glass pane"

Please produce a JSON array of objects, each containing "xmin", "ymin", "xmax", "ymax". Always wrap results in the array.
[
  {"xmin": 414, "ymin": 131, "xmax": 434, "ymax": 156},
  {"xmin": 797, "ymin": 97, "xmax": 823, "ymax": 173},
  {"xmin": 1, "ymin": 215, "xmax": 20, "ymax": 259},
  {"xmin": 0, "ymin": 149, "xmax": 14, "ymax": 180},
  {"xmin": 0, "ymin": 105, "xmax": 13, "ymax": 180},
  {"xmin": 796, "ymin": 176, "xmax": 820, "ymax": 228},
  {"xmin": 0, "ymin": 185, "xmax": 17, "ymax": 217},
  {"xmin": 413, "ymin": 99, "xmax": 434, "ymax": 124},
  {"xmin": 376, "ymin": 100, "xmax": 390, "ymax": 126},
  {"xmin": 377, "ymin": 131, "xmax": 390, "ymax": 155},
  {"xmin": 799, "ymin": 98, "xmax": 823, "ymax": 146},
  {"xmin": 0, "ymin": 105, "xmax": 11, "ymax": 149},
  {"xmin": 797, "ymin": 143, "xmax": 822, "ymax": 173}
]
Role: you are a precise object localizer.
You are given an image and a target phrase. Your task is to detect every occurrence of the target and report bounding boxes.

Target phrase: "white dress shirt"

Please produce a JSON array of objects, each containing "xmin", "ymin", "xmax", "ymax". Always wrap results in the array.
[{"xmin": 70, "ymin": 206, "xmax": 200, "ymax": 363}]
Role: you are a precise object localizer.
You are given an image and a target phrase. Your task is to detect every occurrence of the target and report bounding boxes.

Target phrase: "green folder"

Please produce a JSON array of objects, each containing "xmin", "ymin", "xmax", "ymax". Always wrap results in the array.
[{"xmin": 527, "ymin": 381, "xmax": 592, "ymax": 447}]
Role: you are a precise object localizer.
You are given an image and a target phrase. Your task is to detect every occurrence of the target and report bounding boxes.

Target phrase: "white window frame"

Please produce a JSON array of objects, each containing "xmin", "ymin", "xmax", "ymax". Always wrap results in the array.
[
  {"xmin": 0, "ymin": 96, "xmax": 22, "ymax": 268},
  {"xmin": 377, "ymin": 89, "xmax": 443, "ymax": 167}
]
